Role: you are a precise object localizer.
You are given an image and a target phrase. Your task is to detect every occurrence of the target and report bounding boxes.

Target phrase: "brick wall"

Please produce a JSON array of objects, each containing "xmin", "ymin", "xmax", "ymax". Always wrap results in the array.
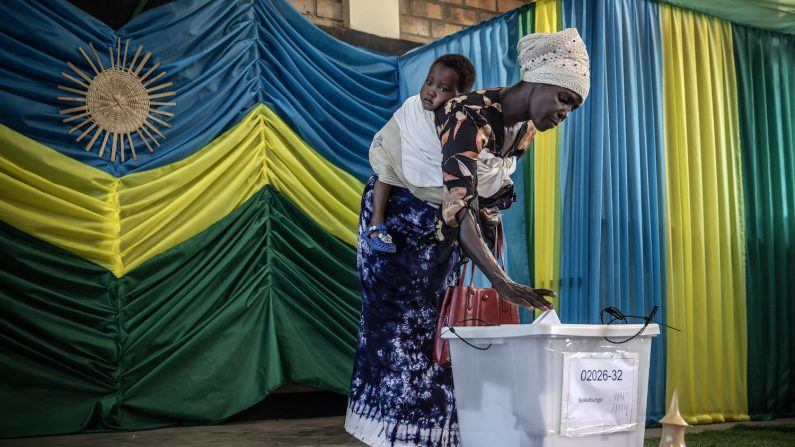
[
  {"xmin": 399, "ymin": 0, "xmax": 529, "ymax": 43},
  {"xmin": 287, "ymin": 0, "xmax": 529, "ymax": 45},
  {"xmin": 287, "ymin": 0, "xmax": 345, "ymax": 29}
]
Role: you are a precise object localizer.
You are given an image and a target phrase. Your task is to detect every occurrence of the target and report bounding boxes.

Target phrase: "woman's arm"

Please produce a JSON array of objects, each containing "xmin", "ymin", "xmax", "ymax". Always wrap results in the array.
[
  {"xmin": 457, "ymin": 207, "xmax": 555, "ymax": 310},
  {"xmin": 438, "ymin": 108, "xmax": 554, "ymax": 310}
]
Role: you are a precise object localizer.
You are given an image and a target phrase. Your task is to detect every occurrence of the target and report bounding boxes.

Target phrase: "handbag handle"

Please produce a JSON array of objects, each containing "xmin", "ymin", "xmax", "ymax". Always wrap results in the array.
[
  {"xmin": 458, "ymin": 221, "xmax": 505, "ymax": 287},
  {"xmin": 495, "ymin": 221, "xmax": 505, "ymax": 271}
]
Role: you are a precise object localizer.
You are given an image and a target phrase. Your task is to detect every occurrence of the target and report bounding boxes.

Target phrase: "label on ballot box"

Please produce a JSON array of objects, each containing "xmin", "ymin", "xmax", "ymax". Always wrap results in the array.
[{"xmin": 560, "ymin": 352, "xmax": 639, "ymax": 437}]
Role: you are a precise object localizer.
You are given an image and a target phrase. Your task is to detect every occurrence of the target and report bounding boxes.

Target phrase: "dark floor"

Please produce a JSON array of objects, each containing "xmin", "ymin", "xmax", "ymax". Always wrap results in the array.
[
  {"xmin": 5, "ymin": 418, "xmax": 795, "ymax": 447},
  {"xmin": 1, "ymin": 417, "xmax": 360, "ymax": 447},
  {"xmin": 3, "ymin": 394, "xmax": 794, "ymax": 447}
]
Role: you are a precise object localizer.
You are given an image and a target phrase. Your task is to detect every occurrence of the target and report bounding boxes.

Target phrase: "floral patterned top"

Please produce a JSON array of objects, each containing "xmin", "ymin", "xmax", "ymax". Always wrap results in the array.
[{"xmin": 434, "ymin": 88, "xmax": 536, "ymax": 229}]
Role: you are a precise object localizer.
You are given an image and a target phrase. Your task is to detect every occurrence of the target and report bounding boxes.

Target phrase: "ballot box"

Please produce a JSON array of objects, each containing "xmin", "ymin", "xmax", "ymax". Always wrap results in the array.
[{"xmin": 443, "ymin": 323, "xmax": 659, "ymax": 447}]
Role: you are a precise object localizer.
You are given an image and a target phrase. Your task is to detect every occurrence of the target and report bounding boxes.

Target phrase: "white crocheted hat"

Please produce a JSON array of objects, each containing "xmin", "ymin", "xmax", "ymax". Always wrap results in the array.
[{"xmin": 518, "ymin": 28, "xmax": 590, "ymax": 101}]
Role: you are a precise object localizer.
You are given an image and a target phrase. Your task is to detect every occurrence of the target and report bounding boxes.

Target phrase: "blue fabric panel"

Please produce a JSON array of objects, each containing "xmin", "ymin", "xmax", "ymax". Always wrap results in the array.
[
  {"xmin": 559, "ymin": 0, "xmax": 667, "ymax": 423},
  {"xmin": 0, "ymin": 0, "xmax": 398, "ymax": 179}
]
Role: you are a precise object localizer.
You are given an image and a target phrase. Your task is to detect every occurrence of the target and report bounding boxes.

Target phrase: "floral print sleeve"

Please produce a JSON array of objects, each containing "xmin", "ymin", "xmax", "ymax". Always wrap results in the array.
[{"xmin": 435, "ymin": 89, "xmax": 505, "ymax": 228}]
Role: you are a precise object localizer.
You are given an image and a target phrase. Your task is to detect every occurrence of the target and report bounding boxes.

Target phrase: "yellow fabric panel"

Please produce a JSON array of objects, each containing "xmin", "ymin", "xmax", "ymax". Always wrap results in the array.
[
  {"xmin": 119, "ymin": 115, "xmax": 267, "ymax": 273},
  {"xmin": 660, "ymin": 5, "xmax": 748, "ymax": 425},
  {"xmin": 533, "ymin": 0, "xmax": 562, "ymax": 312},
  {"xmin": 534, "ymin": 0, "xmax": 561, "ymax": 33},
  {"xmin": 259, "ymin": 106, "xmax": 363, "ymax": 246},
  {"xmin": 0, "ymin": 128, "xmax": 121, "ymax": 273},
  {"xmin": 0, "ymin": 104, "xmax": 363, "ymax": 277}
]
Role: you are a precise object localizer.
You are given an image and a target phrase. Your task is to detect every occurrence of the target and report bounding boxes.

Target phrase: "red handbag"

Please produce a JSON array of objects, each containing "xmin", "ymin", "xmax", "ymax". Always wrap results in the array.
[{"xmin": 432, "ymin": 224, "xmax": 519, "ymax": 368}]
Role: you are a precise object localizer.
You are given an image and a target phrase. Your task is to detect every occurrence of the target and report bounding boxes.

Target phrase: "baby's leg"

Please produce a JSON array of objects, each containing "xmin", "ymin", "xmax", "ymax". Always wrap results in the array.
[
  {"xmin": 365, "ymin": 180, "xmax": 396, "ymax": 252},
  {"xmin": 369, "ymin": 180, "xmax": 392, "ymax": 237}
]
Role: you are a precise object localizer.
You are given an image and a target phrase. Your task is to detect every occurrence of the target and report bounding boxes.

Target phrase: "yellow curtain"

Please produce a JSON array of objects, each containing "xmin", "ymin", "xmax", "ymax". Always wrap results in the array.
[
  {"xmin": 660, "ymin": 5, "xmax": 748, "ymax": 424},
  {"xmin": 533, "ymin": 0, "xmax": 562, "ymax": 311},
  {"xmin": 0, "ymin": 105, "xmax": 363, "ymax": 277}
]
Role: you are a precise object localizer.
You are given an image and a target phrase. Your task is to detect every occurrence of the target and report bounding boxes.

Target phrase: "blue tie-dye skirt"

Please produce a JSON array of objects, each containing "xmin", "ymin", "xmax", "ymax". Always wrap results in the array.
[{"xmin": 345, "ymin": 176, "xmax": 461, "ymax": 446}]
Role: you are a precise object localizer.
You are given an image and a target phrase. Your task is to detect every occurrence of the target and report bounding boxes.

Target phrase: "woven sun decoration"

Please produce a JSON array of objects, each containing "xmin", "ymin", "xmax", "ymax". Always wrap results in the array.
[{"xmin": 58, "ymin": 37, "xmax": 176, "ymax": 162}]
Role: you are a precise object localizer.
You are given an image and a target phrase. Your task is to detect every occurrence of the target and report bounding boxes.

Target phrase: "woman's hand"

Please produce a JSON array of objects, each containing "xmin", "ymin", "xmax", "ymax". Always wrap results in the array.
[
  {"xmin": 479, "ymin": 206, "xmax": 501, "ymax": 228},
  {"xmin": 493, "ymin": 279, "xmax": 555, "ymax": 310},
  {"xmin": 457, "ymin": 207, "xmax": 555, "ymax": 310}
]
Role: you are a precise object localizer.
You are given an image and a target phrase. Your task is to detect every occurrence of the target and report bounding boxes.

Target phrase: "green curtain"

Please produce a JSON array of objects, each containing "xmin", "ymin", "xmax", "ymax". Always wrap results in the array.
[
  {"xmin": 659, "ymin": 0, "xmax": 795, "ymax": 35},
  {"xmin": 733, "ymin": 24, "xmax": 795, "ymax": 420},
  {"xmin": 0, "ymin": 186, "xmax": 360, "ymax": 437},
  {"xmin": 0, "ymin": 223, "xmax": 118, "ymax": 436},
  {"xmin": 517, "ymin": 4, "xmax": 535, "ymax": 37}
]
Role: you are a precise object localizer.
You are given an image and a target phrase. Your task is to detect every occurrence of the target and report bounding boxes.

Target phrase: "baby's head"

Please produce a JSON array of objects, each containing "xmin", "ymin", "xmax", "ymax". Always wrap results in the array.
[{"xmin": 420, "ymin": 54, "xmax": 476, "ymax": 111}]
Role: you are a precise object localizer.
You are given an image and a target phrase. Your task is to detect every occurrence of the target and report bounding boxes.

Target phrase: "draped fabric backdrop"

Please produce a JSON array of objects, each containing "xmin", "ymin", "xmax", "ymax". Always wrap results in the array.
[
  {"xmin": 733, "ymin": 25, "xmax": 795, "ymax": 421},
  {"xmin": 0, "ymin": 0, "xmax": 793, "ymax": 437}
]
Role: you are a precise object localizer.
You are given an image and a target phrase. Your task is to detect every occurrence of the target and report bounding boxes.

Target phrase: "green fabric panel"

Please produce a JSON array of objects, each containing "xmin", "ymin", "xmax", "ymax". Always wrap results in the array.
[
  {"xmin": 518, "ymin": 3, "xmax": 535, "ymax": 323},
  {"xmin": 0, "ymin": 223, "xmax": 119, "ymax": 436},
  {"xmin": 733, "ymin": 24, "xmax": 795, "ymax": 420},
  {"xmin": 660, "ymin": 0, "xmax": 795, "ymax": 35},
  {"xmin": 517, "ymin": 3, "xmax": 535, "ymax": 37},
  {"xmin": 523, "ymin": 156, "xmax": 535, "ymax": 286},
  {"xmin": 0, "ymin": 186, "xmax": 360, "ymax": 437}
]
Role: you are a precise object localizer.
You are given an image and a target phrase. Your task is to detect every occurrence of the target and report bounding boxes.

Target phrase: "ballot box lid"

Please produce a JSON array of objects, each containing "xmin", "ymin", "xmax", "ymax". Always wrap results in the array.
[{"xmin": 440, "ymin": 323, "xmax": 660, "ymax": 340}]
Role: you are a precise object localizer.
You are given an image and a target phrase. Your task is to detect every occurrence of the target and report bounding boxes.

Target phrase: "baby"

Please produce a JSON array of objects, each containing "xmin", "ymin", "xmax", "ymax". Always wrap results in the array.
[{"xmin": 365, "ymin": 54, "xmax": 476, "ymax": 253}]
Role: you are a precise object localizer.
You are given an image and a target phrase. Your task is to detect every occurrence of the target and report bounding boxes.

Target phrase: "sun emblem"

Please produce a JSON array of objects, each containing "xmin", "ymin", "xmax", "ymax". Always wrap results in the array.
[{"xmin": 58, "ymin": 37, "xmax": 176, "ymax": 162}]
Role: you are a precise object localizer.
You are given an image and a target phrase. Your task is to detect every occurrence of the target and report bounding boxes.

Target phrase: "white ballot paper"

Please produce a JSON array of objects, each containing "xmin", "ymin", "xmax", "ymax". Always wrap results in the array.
[{"xmin": 532, "ymin": 309, "xmax": 561, "ymax": 325}]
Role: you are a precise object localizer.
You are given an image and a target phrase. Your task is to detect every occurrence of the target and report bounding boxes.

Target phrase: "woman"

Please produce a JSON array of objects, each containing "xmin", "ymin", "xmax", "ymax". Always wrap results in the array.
[{"xmin": 346, "ymin": 28, "xmax": 590, "ymax": 447}]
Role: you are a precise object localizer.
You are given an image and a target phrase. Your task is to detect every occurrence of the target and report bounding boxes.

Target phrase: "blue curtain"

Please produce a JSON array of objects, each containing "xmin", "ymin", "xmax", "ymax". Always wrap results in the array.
[
  {"xmin": 559, "ymin": 0, "xmax": 667, "ymax": 422},
  {"xmin": 0, "ymin": 0, "xmax": 398, "ymax": 179},
  {"xmin": 397, "ymin": 12, "xmax": 532, "ymax": 287}
]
